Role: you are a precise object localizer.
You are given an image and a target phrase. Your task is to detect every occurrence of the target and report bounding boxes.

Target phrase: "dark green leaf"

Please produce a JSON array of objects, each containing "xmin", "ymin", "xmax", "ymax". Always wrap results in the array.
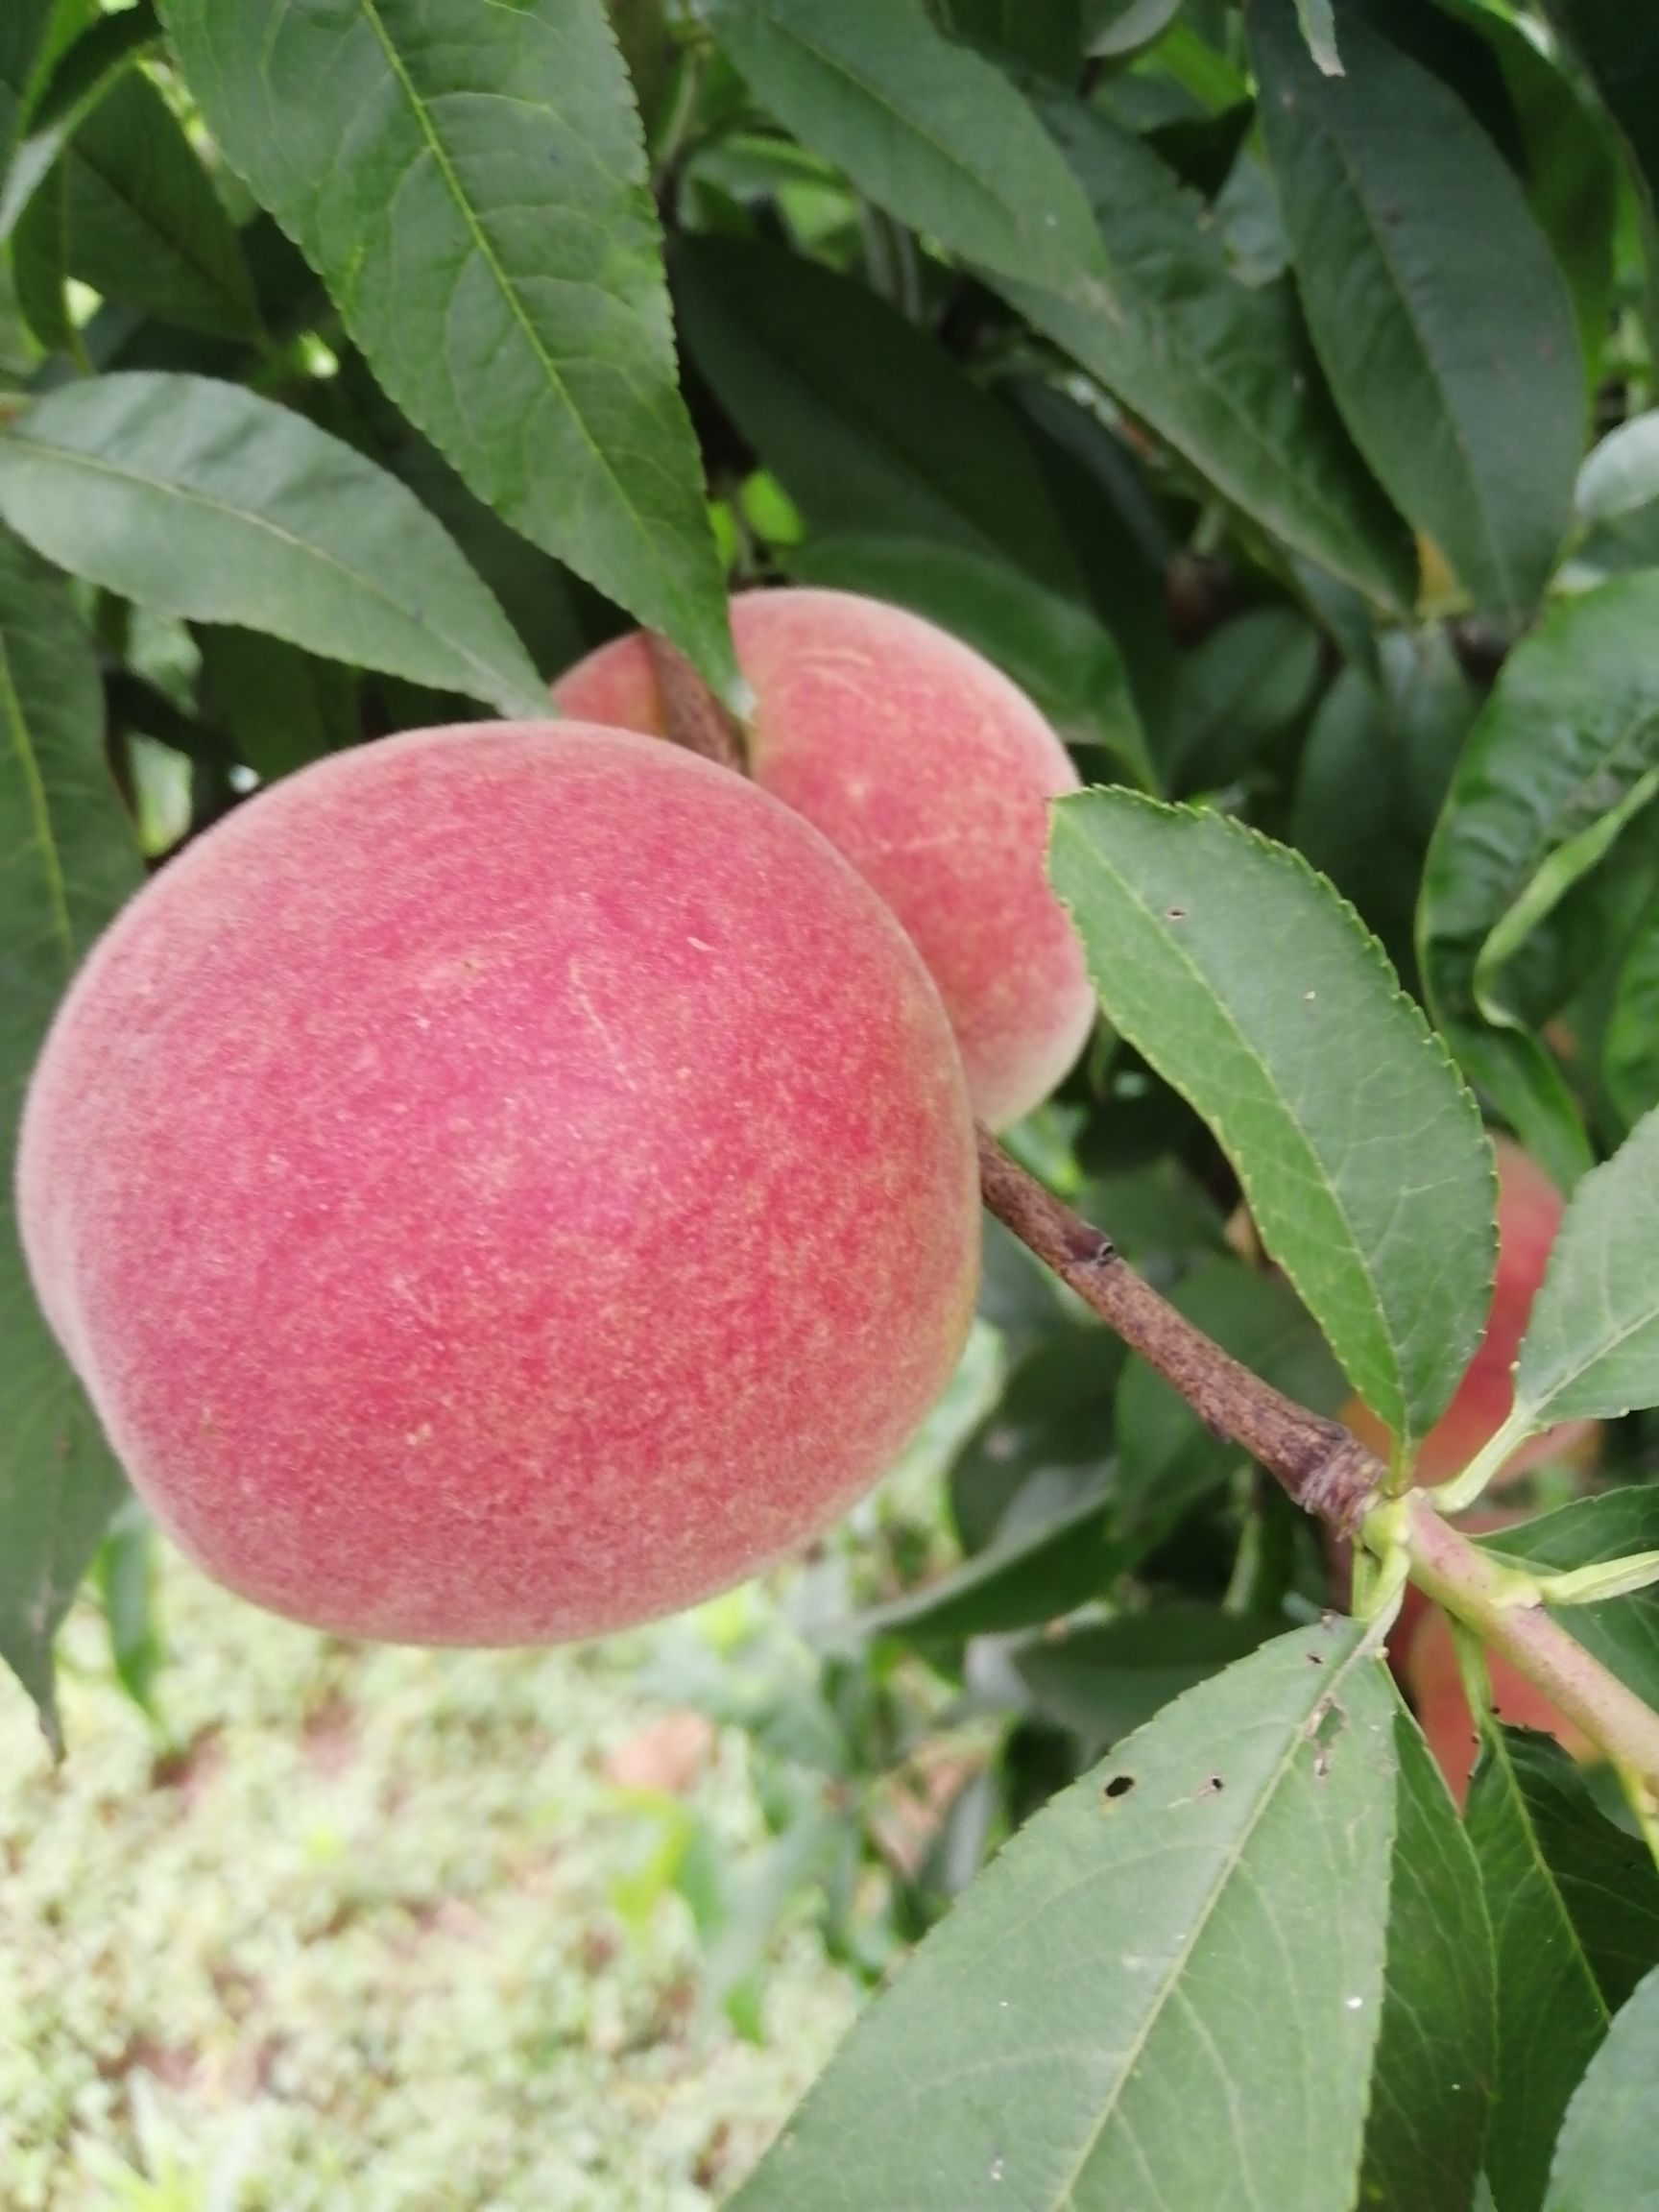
[
  {"xmin": 1292, "ymin": 629, "xmax": 1479, "ymax": 980},
  {"xmin": 1417, "ymin": 578, "xmax": 1659, "ymax": 1190},
  {"xmin": 160, "ymin": 0, "xmax": 735, "ymax": 695},
  {"xmin": 1051, "ymin": 793, "xmax": 1496, "ymax": 1449},
  {"xmin": 789, "ymin": 535, "xmax": 1151, "ymax": 785},
  {"xmin": 673, "ymin": 234, "xmax": 1081, "ymax": 592},
  {"xmin": 703, "ymin": 0, "xmax": 1112, "ymax": 299},
  {"xmin": 1537, "ymin": 2, "xmax": 1659, "ymax": 290},
  {"xmin": 1544, "ymin": 1963, "xmax": 1659, "ymax": 2212},
  {"xmin": 941, "ymin": 0, "xmax": 1081, "ymax": 81},
  {"xmin": 950, "ymin": 1324, "xmax": 1119, "ymax": 1556},
  {"xmin": 0, "ymin": 523, "xmax": 140, "ymax": 1741},
  {"xmin": 95, "ymin": 1497, "xmax": 161, "ymax": 1715},
  {"xmin": 1603, "ymin": 889, "xmax": 1659, "ymax": 1127},
  {"xmin": 1011, "ymin": 1605, "xmax": 1281, "ymax": 1747},
  {"xmin": 734, "ymin": 1623, "xmax": 1398, "ymax": 2212},
  {"xmin": 999, "ymin": 92, "xmax": 1416, "ymax": 608},
  {"xmin": 1479, "ymin": 1490, "xmax": 1659, "ymax": 1716},
  {"xmin": 1358, "ymin": 1708, "xmax": 1495, "ymax": 2212},
  {"xmin": 0, "ymin": 3, "xmax": 161, "ymax": 244},
  {"xmin": 1249, "ymin": 0, "xmax": 1581, "ymax": 621},
  {"xmin": 1468, "ymin": 1728, "xmax": 1659, "ymax": 2212},
  {"xmin": 855, "ymin": 1476, "xmax": 1120, "ymax": 1644},
  {"xmin": 48, "ymin": 71, "xmax": 260, "ymax": 341},
  {"xmin": 0, "ymin": 373, "xmax": 548, "ymax": 718},
  {"xmin": 195, "ymin": 629, "xmax": 359, "ymax": 784},
  {"xmin": 1503, "ymin": 1111, "xmax": 1659, "ymax": 1432},
  {"xmin": 1162, "ymin": 606, "xmax": 1321, "ymax": 795}
]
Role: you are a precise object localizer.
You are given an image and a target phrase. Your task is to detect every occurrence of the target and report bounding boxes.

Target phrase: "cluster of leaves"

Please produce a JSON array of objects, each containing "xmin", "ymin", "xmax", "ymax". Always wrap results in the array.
[{"xmin": 9, "ymin": 0, "xmax": 1659, "ymax": 2204}]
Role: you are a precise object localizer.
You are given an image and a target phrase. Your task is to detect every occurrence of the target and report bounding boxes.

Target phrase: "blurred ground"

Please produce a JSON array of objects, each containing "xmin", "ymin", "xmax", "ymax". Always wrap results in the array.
[{"xmin": 0, "ymin": 1555, "xmax": 856, "ymax": 2211}]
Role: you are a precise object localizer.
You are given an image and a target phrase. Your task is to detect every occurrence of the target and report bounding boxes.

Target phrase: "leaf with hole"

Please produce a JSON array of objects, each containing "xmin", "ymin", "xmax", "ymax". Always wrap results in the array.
[{"xmin": 733, "ymin": 1621, "xmax": 1398, "ymax": 2212}]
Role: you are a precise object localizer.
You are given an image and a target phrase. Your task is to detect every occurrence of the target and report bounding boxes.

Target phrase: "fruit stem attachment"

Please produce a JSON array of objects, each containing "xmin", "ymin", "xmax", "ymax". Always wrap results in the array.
[
  {"xmin": 644, "ymin": 635, "xmax": 749, "ymax": 775},
  {"xmin": 976, "ymin": 1132, "xmax": 1384, "ymax": 1531}
]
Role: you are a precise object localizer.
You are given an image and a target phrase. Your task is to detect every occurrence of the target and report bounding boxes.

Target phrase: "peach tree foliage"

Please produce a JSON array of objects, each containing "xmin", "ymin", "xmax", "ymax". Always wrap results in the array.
[{"xmin": 6, "ymin": 1, "xmax": 1659, "ymax": 2207}]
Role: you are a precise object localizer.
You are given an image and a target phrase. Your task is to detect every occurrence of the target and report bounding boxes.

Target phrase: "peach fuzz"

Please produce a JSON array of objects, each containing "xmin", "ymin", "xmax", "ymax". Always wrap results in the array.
[
  {"xmin": 554, "ymin": 589, "xmax": 1096, "ymax": 1131},
  {"xmin": 1342, "ymin": 1138, "xmax": 1596, "ymax": 1487},
  {"xmin": 18, "ymin": 723, "xmax": 981, "ymax": 1646}
]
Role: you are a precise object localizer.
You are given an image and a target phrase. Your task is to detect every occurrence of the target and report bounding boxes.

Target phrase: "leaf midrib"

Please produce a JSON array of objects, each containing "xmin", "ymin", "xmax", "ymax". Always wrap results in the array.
[
  {"xmin": 0, "ymin": 423, "xmax": 528, "ymax": 708},
  {"xmin": 1045, "ymin": 1631, "xmax": 1383, "ymax": 2206},
  {"xmin": 0, "ymin": 625, "xmax": 73, "ymax": 976},
  {"xmin": 1057, "ymin": 810, "xmax": 1401, "ymax": 1430},
  {"xmin": 354, "ymin": 0, "xmax": 693, "ymax": 632}
]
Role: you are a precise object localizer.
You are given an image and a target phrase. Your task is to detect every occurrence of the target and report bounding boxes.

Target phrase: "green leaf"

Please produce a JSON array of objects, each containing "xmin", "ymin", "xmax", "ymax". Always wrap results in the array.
[
  {"xmin": 1603, "ymin": 891, "xmax": 1659, "ymax": 1127},
  {"xmin": 1577, "ymin": 414, "xmax": 1659, "ymax": 523},
  {"xmin": 1051, "ymin": 793, "xmax": 1496, "ymax": 1450},
  {"xmin": 998, "ymin": 92, "xmax": 1416, "ymax": 610},
  {"xmin": 950, "ymin": 1324, "xmax": 1119, "ymax": 1556},
  {"xmin": 943, "ymin": 0, "xmax": 1081, "ymax": 80},
  {"xmin": 1544, "ymin": 1963, "xmax": 1659, "ymax": 2212},
  {"xmin": 702, "ymin": 0, "xmax": 1112, "ymax": 301},
  {"xmin": 855, "ymin": 1476, "xmax": 1121, "ymax": 1645},
  {"xmin": 733, "ymin": 1623, "xmax": 1398, "ymax": 2212},
  {"xmin": 1358, "ymin": 1709, "xmax": 1494, "ymax": 2212},
  {"xmin": 1291, "ymin": 627, "xmax": 1479, "ymax": 977},
  {"xmin": 195, "ymin": 628, "xmax": 358, "ymax": 784},
  {"xmin": 1501, "ymin": 1110, "xmax": 1659, "ymax": 1432},
  {"xmin": 1417, "ymin": 577, "xmax": 1659, "ymax": 1191},
  {"xmin": 1479, "ymin": 1491, "xmax": 1659, "ymax": 1715},
  {"xmin": 1248, "ymin": 0, "xmax": 1581, "ymax": 621},
  {"xmin": 1294, "ymin": 0, "xmax": 1341, "ymax": 74},
  {"xmin": 789, "ymin": 535, "xmax": 1152, "ymax": 786},
  {"xmin": 1115, "ymin": 1254, "xmax": 1346, "ymax": 1535},
  {"xmin": 673, "ymin": 235, "xmax": 1080, "ymax": 590},
  {"xmin": 0, "ymin": 373, "xmax": 548, "ymax": 720},
  {"xmin": 42, "ymin": 70, "xmax": 260, "ymax": 341},
  {"xmin": 159, "ymin": 0, "xmax": 735, "ymax": 697},
  {"xmin": 1538, "ymin": 2, "xmax": 1659, "ymax": 298},
  {"xmin": 1161, "ymin": 606, "xmax": 1321, "ymax": 795},
  {"xmin": 0, "ymin": 523, "xmax": 140, "ymax": 1742},
  {"xmin": 1011, "ymin": 1605, "xmax": 1282, "ymax": 1748},
  {"xmin": 1467, "ymin": 1729, "xmax": 1659, "ymax": 2212},
  {"xmin": 1083, "ymin": 0, "xmax": 1180, "ymax": 60},
  {"xmin": 0, "ymin": 3, "xmax": 161, "ymax": 244}
]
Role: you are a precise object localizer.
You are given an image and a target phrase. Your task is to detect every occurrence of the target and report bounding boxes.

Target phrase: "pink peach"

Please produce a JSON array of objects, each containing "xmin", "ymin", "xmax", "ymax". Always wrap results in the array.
[
  {"xmin": 1403, "ymin": 1605, "xmax": 1593, "ymax": 1809},
  {"xmin": 18, "ymin": 723, "xmax": 980, "ymax": 1645},
  {"xmin": 554, "ymin": 589, "xmax": 1095, "ymax": 1129}
]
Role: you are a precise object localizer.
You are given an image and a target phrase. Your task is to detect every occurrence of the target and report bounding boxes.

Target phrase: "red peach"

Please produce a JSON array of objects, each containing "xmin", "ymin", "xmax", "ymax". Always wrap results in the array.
[
  {"xmin": 18, "ymin": 723, "xmax": 980, "ymax": 1645},
  {"xmin": 1403, "ymin": 1605, "xmax": 1594, "ymax": 1809},
  {"xmin": 1342, "ymin": 1138, "xmax": 1597, "ymax": 1486},
  {"xmin": 553, "ymin": 589, "xmax": 1095, "ymax": 1130}
]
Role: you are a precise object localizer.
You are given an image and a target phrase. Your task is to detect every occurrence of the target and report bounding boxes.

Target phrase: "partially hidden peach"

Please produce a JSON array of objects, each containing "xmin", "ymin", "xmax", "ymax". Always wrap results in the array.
[
  {"xmin": 554, "ymin": 589, "xmax": 1096, "ymax": 1130},
  {"xmin": 1343, "ymin": 1138, "xmax": 1597, "ymax": 1486},
  {"xmin": 18, "ymin": 723, "xmax": 981, "ymax": 1645},
  {"xmin": 1402, "ymin": 1605, "xmax": 1594, "ymax": 1809}
]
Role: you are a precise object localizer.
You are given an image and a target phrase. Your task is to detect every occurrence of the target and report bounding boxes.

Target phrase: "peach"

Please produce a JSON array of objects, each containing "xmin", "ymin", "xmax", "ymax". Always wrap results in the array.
[
  {"xmin": 1402, "ymin": 1605, "xmax": 1593, "ymax": 1809},
  {"xmin": 1342, "ymin": 1138, "xmax": 1596, "ymax": 1486},
  {"xmin": 18, "ymin": 723, "xmax": 980, "ymax": 1645},
  {"xmin": 553, "ymin": 589, "xmax": 1095, "ymax": 1130}
]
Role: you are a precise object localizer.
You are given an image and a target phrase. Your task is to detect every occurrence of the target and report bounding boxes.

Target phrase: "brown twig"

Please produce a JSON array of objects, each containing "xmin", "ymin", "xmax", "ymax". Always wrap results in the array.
[
  {"xmin": 644, "ymin": 634, "xmax": 748, "ymax": 774},
  {"xmin": 976, "ymin": 1133, "xmax": 1385, "ymax": 1531}
]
